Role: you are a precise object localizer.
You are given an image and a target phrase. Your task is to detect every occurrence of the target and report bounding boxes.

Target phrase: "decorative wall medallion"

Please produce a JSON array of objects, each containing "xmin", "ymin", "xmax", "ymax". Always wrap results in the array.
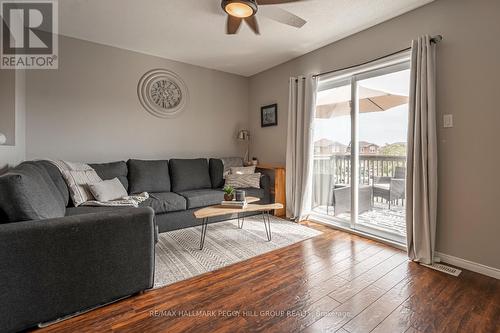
[{"xmin": 138, "ymin": 69, "xmax": 189, "ymax": 118}]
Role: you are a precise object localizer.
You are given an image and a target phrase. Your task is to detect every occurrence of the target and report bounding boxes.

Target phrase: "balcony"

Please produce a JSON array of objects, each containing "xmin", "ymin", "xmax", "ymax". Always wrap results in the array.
[{"xmin": 312, "ymin": 154, "xmax": 406, "ymax": 237}]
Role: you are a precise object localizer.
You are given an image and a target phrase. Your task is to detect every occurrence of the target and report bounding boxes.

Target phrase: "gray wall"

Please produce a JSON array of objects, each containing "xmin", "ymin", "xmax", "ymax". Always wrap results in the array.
[
  {"xmin": 248, "ymin": 0, "xmax": 500, "ymax": 269},
  {"xmin": 8, "ymin": 0, "xmax": 500, "ymax": 270},
  {"xmin": 0, "ymin": 70, "xmax": 16, "ymax": 146},
  {"xmin": 0, "ymin": 70, "xmax": 26, "ymax": 171},
  {"xmin": 25, "ymin": 36, "xmax": 249, "ymax": 163}
]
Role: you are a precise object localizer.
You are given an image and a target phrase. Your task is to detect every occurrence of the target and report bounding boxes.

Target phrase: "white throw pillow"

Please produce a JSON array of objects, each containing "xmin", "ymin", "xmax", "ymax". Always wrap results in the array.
[
  {"xmin": 230, "ymin": 166, "xmax": 256, "ymax": 175},
  {"xmin": 225, "ymin": 173, "xmax": 261, "ymax": 189},
  {"xmin": 88, "ymin": 178, "xmax": 128, "ymax": 202},
  {"xmin": 61, "ymin": 168, "xmax": 102, "ymax": 207}
]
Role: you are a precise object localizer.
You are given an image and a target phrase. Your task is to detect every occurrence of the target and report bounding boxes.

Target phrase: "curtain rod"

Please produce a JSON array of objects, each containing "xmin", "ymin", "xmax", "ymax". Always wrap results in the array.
[{"xmin": 312, "ymin": 35, "xmax": 443, "ymax": 79}]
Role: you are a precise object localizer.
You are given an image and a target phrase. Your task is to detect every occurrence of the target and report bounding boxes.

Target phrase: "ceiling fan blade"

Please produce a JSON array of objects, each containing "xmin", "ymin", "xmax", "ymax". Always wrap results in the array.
[
  {"xmin": 226, "ymin": 15, "xmax": 242, "ymax": 34},
  {"xmin": 259, "ymin": 6, "xmax": 307, "ymax": 28},
  {"xmin": 245, "ymin": 16, "xmax": 260, "ymax": 35},
  {"xmin": 257, "ymin": 0, "xmax": 306, "ymax": 4}
]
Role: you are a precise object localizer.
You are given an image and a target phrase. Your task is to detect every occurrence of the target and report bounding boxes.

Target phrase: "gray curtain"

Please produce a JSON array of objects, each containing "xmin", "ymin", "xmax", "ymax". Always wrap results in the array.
[
  {"xmin": 313, "ymin": 172, "xmax": 334, "ymax": 208},
  {"xmin": 406, "ymin": 35, "xmax": 438, "ymax": 264},
  {"xmin": 286, "ymin": 75, "xmax": 318, "ymax": 221}
]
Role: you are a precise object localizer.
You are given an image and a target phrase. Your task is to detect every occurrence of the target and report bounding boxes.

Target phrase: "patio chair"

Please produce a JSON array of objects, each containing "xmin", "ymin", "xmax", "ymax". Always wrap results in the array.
[
  {"xmin": 327, "ymin": 184, "xmax": 373, "ymax": 216},
  {"xmin": 372, "ymin": 166, "xmax": 406, "ymax": 209}
]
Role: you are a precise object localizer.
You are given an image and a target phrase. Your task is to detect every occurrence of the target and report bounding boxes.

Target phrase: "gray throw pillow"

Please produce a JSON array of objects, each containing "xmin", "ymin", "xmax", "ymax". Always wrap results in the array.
[
  {"xmin": 128, "ymin": 159, "xmax": 170, "ymax": 194},
  {"xmin": 88, "ymin": 178, "xmax": 128, "ymax": 202},
  {"xmin": 224, "ymin": 173, "xmax": 261, "ymax": 189},
  {"xmin": 59, "ymin": 167, "xmax": 102, "ymax": 207},
  {"xmin": 230, "ymin": 166, "xmax": 256, "ymax": 175}
]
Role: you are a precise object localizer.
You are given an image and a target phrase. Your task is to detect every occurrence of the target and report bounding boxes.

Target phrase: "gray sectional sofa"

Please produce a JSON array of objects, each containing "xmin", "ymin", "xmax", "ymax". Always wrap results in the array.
[{"xmin": 0, "ymin": 157, "xmax": 270, "ymax": 332}]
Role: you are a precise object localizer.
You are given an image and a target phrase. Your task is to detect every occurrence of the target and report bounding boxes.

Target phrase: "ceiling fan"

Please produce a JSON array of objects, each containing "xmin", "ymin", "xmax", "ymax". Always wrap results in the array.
[{"xmin": 221, "ymin": 0, "xmax": 308, "ymax": 35}]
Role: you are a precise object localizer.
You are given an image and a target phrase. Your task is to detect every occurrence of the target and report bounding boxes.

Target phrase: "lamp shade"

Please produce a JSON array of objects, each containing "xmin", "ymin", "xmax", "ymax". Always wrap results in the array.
[
  {"xmin": 0, "ymin": 133, "xmax": 6, "ymax": 145},
  {"xmin": 237, "ymin": 130, "xmax": 250, "ymax": 141},
  {"xmin": 222, "ymin": 0, "xmax": 257, "ymax": 18}
]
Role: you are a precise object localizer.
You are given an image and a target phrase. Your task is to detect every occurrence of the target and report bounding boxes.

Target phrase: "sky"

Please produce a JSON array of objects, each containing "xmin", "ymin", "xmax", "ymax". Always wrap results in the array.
[{"xmin": 314, "ymin": 69, "xmax": 410, "ymax": 146}]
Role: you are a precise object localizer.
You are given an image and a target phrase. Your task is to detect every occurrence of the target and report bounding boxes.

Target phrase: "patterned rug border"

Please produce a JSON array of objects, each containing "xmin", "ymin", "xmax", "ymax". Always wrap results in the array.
[{"xmin": 153, "ymin": 216, "xmax": 322, "ymax": 289}]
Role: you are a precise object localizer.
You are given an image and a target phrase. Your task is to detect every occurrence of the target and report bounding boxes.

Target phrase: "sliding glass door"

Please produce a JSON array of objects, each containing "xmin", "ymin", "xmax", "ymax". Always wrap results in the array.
[
  {"xmin": 312, "ymin": 58, "xmax": 410, "ymax": 244},
  {"xmin": 313, "ymin": 79, "xmax": 352, "ymax": 225}
]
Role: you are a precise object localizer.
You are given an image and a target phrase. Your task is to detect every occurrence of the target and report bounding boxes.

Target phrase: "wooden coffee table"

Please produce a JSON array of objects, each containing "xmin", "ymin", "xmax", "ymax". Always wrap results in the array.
[{"xmin": 193, "ymin": 196, "xmax": 284, "ymax": 250}]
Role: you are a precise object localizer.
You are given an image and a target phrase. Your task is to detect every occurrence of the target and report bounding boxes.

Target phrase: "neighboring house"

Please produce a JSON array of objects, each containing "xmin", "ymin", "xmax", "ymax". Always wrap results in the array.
[
  {"xmin": 346, "ymin": 141, "xmax": 380, "ymax": 155},
  {"xmin": 314, "ymin": 139, "xmax": 347, "ymax": 155}
]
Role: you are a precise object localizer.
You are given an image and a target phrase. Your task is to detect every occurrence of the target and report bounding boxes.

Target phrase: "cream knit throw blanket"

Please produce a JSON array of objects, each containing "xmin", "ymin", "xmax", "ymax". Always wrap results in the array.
[
  {"xmin": 48, "ymin": 160, "xmax": 149, "ymax": 207},
  {"xmin": 82, "ymin": 192, "xmax": 149, "ymax": 208}
]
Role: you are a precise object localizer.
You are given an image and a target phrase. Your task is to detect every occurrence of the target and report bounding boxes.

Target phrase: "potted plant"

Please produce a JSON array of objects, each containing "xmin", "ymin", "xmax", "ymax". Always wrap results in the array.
[{"xmin": 223, "ymin": 185, "xmax": 235, "ymax": 201}]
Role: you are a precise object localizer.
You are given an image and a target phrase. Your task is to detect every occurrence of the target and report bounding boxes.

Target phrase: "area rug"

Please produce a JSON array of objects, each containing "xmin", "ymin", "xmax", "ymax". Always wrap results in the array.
[{"xmin": 154, "ymin": 216, "xmax": 321, "ymax": 288}]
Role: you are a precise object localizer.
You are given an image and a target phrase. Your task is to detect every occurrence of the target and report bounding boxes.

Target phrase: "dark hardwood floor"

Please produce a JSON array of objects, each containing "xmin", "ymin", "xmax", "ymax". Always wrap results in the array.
[{"xmin": 37, "ymin": 222, "xmax": 499, "ymax": 333}]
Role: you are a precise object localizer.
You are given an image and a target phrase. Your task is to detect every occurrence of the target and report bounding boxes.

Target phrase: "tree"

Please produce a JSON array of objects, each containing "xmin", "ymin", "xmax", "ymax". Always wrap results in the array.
[{"xmin": 380, "ymin": 143, "xmax": 406, "ymax": 156}]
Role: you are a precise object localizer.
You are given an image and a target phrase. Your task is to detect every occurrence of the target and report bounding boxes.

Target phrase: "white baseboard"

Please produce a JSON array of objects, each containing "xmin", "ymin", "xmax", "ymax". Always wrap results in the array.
[{"xmin": 436, "ymin": 252, "xmax": 500, "ymax": 280}]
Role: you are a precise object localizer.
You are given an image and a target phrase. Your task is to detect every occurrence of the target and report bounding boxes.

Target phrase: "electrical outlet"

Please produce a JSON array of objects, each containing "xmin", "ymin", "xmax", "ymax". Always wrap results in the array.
[{"xmin": 443, "ymin": 114, "xmax": 453, "ymax": 128}]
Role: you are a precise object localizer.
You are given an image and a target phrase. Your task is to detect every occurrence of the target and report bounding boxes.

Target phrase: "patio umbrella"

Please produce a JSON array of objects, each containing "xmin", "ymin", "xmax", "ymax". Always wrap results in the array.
[{"xmin": 315, "ymin": 86, "xmax": 409, "ymax": 118}]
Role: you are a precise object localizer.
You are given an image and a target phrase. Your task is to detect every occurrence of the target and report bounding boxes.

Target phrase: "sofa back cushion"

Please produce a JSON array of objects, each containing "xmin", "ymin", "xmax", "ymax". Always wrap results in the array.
[
  {"xmin": 0, "ymin": 163, "xmax": 66, "ymax": 222},
  {"xmin": 209, "ymin": 159, "xmax": 224, "ymax": 189},
  {"xmin": 90, "ymin": 161, "xmax": 128, "ymax": 191},
  {"xmin": 30, "ymin": 160, "xmax": 70, "ymax": 206},
  {"xmin": 169, "ymin": 158, "xmax": 212, "ymax": 192},
  {"xmin": 127, "ymin": 159, "xmax": 170, "ymax": 194}
]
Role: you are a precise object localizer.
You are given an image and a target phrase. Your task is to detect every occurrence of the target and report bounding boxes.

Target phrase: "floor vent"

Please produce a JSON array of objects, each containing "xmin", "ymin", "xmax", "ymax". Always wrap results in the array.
[{"xmin": 421, "ymin": 263, "xmax": 462, "ymax": 276}]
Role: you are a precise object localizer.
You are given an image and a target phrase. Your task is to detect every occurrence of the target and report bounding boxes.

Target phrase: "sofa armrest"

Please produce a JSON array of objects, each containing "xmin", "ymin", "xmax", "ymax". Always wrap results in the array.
[
  {"xmin": 0, "ymin": 207, "xmax": 155, "ymax": 333},
  {"xmin": 260, "ymin": 173, "xmax": 271, "ymax": 190}
]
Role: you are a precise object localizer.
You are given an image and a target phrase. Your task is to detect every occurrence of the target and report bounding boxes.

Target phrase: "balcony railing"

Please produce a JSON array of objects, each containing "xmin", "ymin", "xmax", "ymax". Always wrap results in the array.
[{"xmin": 313, "ymin": 154, "xmax": 406, "ymax": 186}]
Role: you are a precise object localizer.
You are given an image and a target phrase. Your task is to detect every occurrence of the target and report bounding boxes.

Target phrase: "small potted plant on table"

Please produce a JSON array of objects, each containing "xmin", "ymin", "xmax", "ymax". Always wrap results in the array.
[{"xmin": 223, "ymin": 185, "xmax": 235, "ymax": 201}]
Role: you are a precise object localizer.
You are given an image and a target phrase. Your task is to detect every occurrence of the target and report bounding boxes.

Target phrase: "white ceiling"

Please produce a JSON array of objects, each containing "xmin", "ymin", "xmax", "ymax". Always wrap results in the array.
[{"xmin": 59, "ymin": 0, "xmax": 434, "ymax": 77}]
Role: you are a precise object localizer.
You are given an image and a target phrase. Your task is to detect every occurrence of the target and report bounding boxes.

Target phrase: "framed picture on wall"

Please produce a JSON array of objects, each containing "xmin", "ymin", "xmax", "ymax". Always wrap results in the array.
[{"xmin": 261, "ymin": 104, "xmax": 278, "ymax": 127}]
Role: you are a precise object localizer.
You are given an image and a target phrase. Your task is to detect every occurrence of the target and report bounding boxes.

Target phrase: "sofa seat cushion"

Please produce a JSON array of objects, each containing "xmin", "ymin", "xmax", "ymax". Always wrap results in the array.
[
  {"xmin": 90, "ymin": 161, "xmax": 128, "ymax": 191},
  {"xmin": 140, "ymin": 192, "xmax": 186, "ymax": 214},
  {"xmin": 169, "ymin": 159, "xmax": 212, "ymax": 192},
  {"xmin": 128, "ymin": 159, "xmax": 170, "ymax": 194},
  {"xmin": 177, "ymin": 189, "xmax": 224, "ymax": 209},
  {"xmin": 0, "ymin": 163, "xmax": 66, "ymax": 222}
]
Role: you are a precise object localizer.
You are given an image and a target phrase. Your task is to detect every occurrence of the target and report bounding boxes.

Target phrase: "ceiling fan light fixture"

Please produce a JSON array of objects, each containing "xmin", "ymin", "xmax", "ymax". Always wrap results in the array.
[{"xmin": 222, "ymin": 0, "xmax": 257, "ymax": 18}]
